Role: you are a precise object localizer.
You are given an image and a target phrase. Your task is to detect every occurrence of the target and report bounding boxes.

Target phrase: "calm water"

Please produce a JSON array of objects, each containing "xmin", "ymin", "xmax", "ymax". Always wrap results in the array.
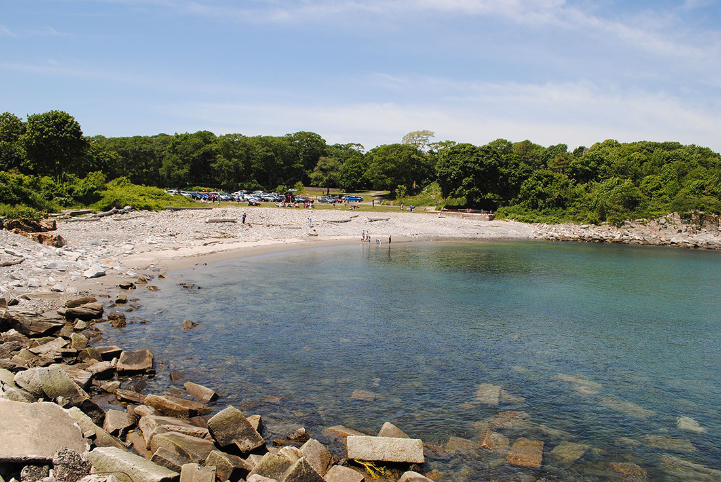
[{"xmin": 99, "ymin": 240, "xmax": 721, "ymax": 481}]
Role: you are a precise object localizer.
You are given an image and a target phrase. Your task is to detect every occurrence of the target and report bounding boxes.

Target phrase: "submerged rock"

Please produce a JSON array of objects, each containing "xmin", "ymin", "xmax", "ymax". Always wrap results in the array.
[
  {"xmin": 549, "ymin": 441, "xmax": 590, "ymax": 466},
  {"xmin": 677, "ymin": 416, "xmax": 706, "ymax": 433},
  {"xmin": 116, "ymin": 349, "xmax": 153, "ymax": 373},
  {"xmin": 643, "ymin": 434, "xmax": 696, "ymax": 453},
  {"xmin": 506, "ymin": 438, "xmax": 543, "ymax": 469},
  {"xmin": 474, "ymin": 383, "xmax": 501, "ymax": 406}
]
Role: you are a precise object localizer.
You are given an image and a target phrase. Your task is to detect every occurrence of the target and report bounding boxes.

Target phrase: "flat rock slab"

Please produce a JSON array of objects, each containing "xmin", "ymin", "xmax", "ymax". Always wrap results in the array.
[
  {"xmin": 323, "ymin": 465, "xmax": 365, "ymax": 482},
  {"xmin": 103, "ymin": 409, "xmax": 135, "ymax": 437},
  {"xmin": 144, "ymin": 395, "xmax": 211, "ymax": 418},
  {"xmin": 87, "ymin": 447, "xmax": 178, "ymax": 482},
  {"xmin": 549, "ymin": 442, "xmax": 590, "ymax": 465},
  {"xmin": 208, "ymin": 406, "xmax": 265, "ymax": 453},
  {"xmin": 183, "ymin": 382, "xmax": 218, "ymax": 403},
  {"xmin": 0, "ymin": 400, "xmax": 88, "ymax": 462},
  {"xmin": 346, "ymin": 436, "xmax": 424, "ymax": 464},
  {"xmin": 475, "ymin": 383, "xmax": 502, "ymax": 406},
  {"xmin": 507, "ymin": 438, "xmax": 544, "ymax": 469},
  {"xmin": 116, "ymin": 349, "xmax": 153, "ymax": 373},
  {"xmin": 179, "ymin": 463, "xmax": 215, "ymax": 482},
  {"xmin": 150, "ymin": 432, "xmax": 216, "ymax": 464}
]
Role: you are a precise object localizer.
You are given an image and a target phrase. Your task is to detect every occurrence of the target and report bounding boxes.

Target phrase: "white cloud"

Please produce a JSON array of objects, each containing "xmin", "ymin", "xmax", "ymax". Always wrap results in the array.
[{"xmin": 0, "ymin": 26, "xmax": 17, "ymax": 37}]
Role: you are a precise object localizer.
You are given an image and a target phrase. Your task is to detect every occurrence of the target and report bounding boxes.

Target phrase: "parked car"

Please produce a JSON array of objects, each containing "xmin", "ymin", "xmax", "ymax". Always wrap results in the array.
[
  {"xmin": 247, "ymin": 198, "xmax": 261, "ymax": 206},
  {"xmin": 343, "ymin": 195, "xmax": 363, "ymax": 202}
]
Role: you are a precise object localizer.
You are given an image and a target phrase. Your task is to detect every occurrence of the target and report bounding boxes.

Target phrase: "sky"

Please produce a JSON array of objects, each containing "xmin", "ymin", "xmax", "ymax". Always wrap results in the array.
[{"xmin": 2, "ymin": 0, "xmax": 721, "ymax": 152}]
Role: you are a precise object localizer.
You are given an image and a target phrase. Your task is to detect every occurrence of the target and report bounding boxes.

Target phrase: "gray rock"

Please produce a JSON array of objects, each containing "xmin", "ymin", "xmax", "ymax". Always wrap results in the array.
[
  {"xmin": 299, "ymin": 439, "xmax": 332, "ymax": 476},
  {"xmin": 59, "ymin": 365, "xmax": 93, "ymax": 390},
  {"xmin": 323, "ymin": 466, "xmax": 365, "ymax": 482},
  {"xmin": 182, "ymin": 382, "xmax": 217, "ymax": 403},
  {"xmin": 103, "ymin": 409, "xmax": 135, "ymax": 437},
  {"xmin": 0, "ymin": 400, "xmax": 88, "ymax": 463},
  {"xmin": 179, "ymin": 464, "xmax": 215, "ymax": 482},
  {"xmin": 207, "ymin": 406, "xmax": 265, "ymax": 453},
  {"xmin": 377, "ymin": 422, "xmax": 409, "ymax": 438},
  {"xmin": 139, "ymin": 415, "xmax": 212, "ymax": 449},
  {"xmin": 20, "ymin": 465, "xmax": 50, "ymax": 482},
  {"xmin": 86, "ymin": 447, "xmax": 178, "ymax": 482},
  {"xmin": 52, "ymin": 448, "xmax": 92, "ymax": 482},
  {"xmin": 142, "ymin": 395, "xmax": 210, "ymax": 418},
  {"xmin": 204, "ymin": 450, "xmax": 251, "ymax": 482},
  {"xmin": 247, "ymin": 454, "xmax": 291, "ymax": 481},
  {"xmin": 398, "ymin": 471, "xmax": 432, "ymax": 482},
  {"xmin": 116, "ymin": 349, "xmax": 153, "ymax": 373},
  {"xmin": 150, "ymin": 447, "xmax": 190, "ymax": 473},
  {"xmin": 29, "ymin": 338, "xmax": 67, "ymax": 357},
  {"xmin": 281, "ymin": 457, "xmax": 323, "ymax": 482},
  {"xmin": 70, "ymin": 333, "xmax": 88, "ymax": 350},
  {"xmin": 37, "ymin": 365, "xmax": 89, "ymax": 406},
  {"xmin": 67, "ymin": 406, "xmax": 124, "ymax": 450},
  {"xmin": 15, "ymin": 368, "xmax": 48, "ymax": 398},
  {"xmin": 64, "ymin": 304, "xmax": 104, "ymax": 322},
  {"xmin": 149, "ymin": 432, "xmax": 215, "ymax": 464},
  {"xmin": 346, "ymin": 436, "xmax": 424, "ymax": 464},
  {"xmin": 83, "ymin": 266, "xmax": 105, "ymax": 279}
]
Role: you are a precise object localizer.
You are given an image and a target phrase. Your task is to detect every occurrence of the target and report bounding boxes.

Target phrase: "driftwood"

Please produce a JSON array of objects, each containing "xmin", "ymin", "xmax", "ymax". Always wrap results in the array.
[
  {"xmin": 113, "ymin": 215, "xmax": 147, "ymax": 221},
  {"xmin": 368, "ymin": 217, "xmax": 390, "ymax": 222},
  {"xmin": 0, "ymin": 257, "xmax": 25, "ymax": 267},
  {"xmin": 206, "ymin": 218, "xmax": 237, "ymax": 224},
  {"xmin": 165, "ymin": 207, "xmax": 213, "ymax": 211},
  {"xmin": 327, "ymin": 219, "xmax": 352, "ymax": 223},
  {"xmin": 64, "ymin": 217, "xmax": 101, "ymax": 223}
]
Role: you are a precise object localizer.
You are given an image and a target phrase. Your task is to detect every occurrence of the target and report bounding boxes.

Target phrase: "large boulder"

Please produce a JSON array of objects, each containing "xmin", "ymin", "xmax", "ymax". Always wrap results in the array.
[
  {"xmin": 281, "ymin": 457, "xmax": 323, "ymax": 482},
  {"xmin": 67, "ymin": 406, "xmax": 125, "ymax": 450},
  {"xmin": 346, "ymin": 436, "xmax": 424, "ymax": 464},
  {"xmin": 299, "ymin": 439, "xmax": 332, "ymax": 476},
  {"xmin": 86, "ymin": 447, "xmax": 178, "ymax": 482},
  {"xmin": 139, "ymin": 415, "xmax": 211, "ymax": 450},
  {"xmin": 65, "ymin": 303, "xmax": 104, "ymax": 321},
  {"xmin": 207, "ymin": 406, "xmax": 265, "ymax": 453},
  {"xmin": 149, "ymin": 432, "xmax": 216, "ymax": 464},
  {"xmin": 143, "ymin": 395, "xmax": 210, "ymax": 418},
  {"xmin": 0, "ymin": 400, "xmax": 88, "ymax": 462},
  {"xmin": 8, "ymin": 310, "xmax": 66, "ymax": 337},
  {"xmin": 116, "ymin": 349, "xmax": 153, "ymax": 373},
  {"xmin": 205, "ymin": 450, "xmax": 252, "ymax": 482},
  {"xmin": 247, "ymin": 453, "xmax": 291, "ymax": 480},
  {"xmin": 15, "ymin": 366, "xmax": 89, "ymax": 406}
]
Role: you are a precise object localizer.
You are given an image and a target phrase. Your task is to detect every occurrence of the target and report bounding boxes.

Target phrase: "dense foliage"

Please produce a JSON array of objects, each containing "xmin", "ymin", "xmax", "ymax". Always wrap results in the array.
[{"xmin": 1, "ymin": 111, "xmax": 720, "ymax": 224}]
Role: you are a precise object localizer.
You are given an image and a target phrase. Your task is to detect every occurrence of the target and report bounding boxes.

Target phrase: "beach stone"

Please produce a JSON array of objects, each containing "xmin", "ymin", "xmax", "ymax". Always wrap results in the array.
[
  {"xmin": 53, "ymin": 447, "xmax": 92, "ymax": 482},
  {"xmin": 299, "ymin": 439, "xmax": 332, "ymax": 476},
  {"xmin": 96, "ymin": 346, "xmax": 122, "ymax": 361},
  {"xmin": 0, "ymin": 400, "xmax": 88, "ymax": 462},
  {"xmin": 108, "ymin": 313, "xmax": 126, "ymax": 328},
  {"xmin": 643, "ymin": 434, "xmax": 696, "ymax": 452},
  {"xmin": 321, "ymin": 426, "xmax": 364, "ymax": 441},
  {"xmin": 398, "ymin": 472, "xmax": 432, "ymax": 482},
  {"xmin": 39, "ymin": 365, "xmax": 89, "ymax": 406},
  {"xmin": 248, "ymin": 414, "xmax": 263, "ymax": 433},
  {"xmin": 601, "ymin": 397, "xmax": 656, "ymax": 419},
  {"xmin": 659, "ymin": 454, "xmax": 721, "ymax": 481},
  {"xmin": 445, "ymin": 436, "xmax": 476, "ymax": 453},
  {"xmin": 79, "ymin": 348, "xmax": 102, "ymax": 363},
  {"xmin": 115, "ymin": 294, "xmax": 127, "ymax": 304},
  {"xmin": 208, "ymin": 405, "xmax": 265, "ymax": 453},
  {"xmin": 282, "ymin": 457, "xmax": 323, "ymax": 482},
  {"xmin": 278, "ymin": 446, "xmax": 303, "ymax": 463},
  {"xmin": 480, "ymin": 430, "xmax": 510, "ymax": 454},
  {"xmin": 143, "ymin": 395, "xmax": 210, "ymax": 418},
  {"xmin": 29, "ymin": 337, "xmax": 67, "ymax": 356},
  {"xmin": 67, "ymin": 406, "xmax": 124, "ymax": 449},
  {"xmin": 87, "ymin": 361, "xmax": 114, "ymax": 379},
  {"xmin": 205, "ymin": 450, "xmax": 252, "ymax": 481},
  {"xmin": 60, "ymin": 365, "xmax": 93, "ymax": 390},
  {"xmin": 179, "ymin": 464, "xmax": 214, "ymax": 482},
  {"xmin": 70, "ymin": 333, "xmax": 88, "ymax": 350},
  {"xmin": 65, "ymin": 303, "xmax": 104, "ymax": 321},
  {"xmin": 350, "ymin": 389, "xmax": 376, "ymax": 402},
  {"xmin": 273, "ymin": 427, "xmax": 310, "ymax": 447},
  {"xmin": 139, "ymin": 415, "xmax": 211, "ymax": 449},
  {"xmin": 65, "ymin": 298, "xmax": 97, "ymax": 309},
  {"xmin": 86, "ymin": 447, "xmax": 178, "ymax": 482},
  {"xmin": 346, "ymin": 436, "xmax": 424, "ymax": 464},
  {"xmin": 475, "ymin": 383, "xmax": 501, "ymax": 406},
  {"xmin": 183, "ymin": 382, "xmax": 217, "ymax": 402},
  {"xmin": 127, "ymin": 431, "xmax": 148, "ymax": 457},
  {"xmin": 103, "ymin": 409, "xmax": 135, "ymax": 437},
  {"xmin": 116, "ymin": 389, "xmax": 147, "ymax": 404},
  {"xmin": 8, "ymin": 311, "xmax": 65, "ymax": 337},
  {"xmin": 677, "ymin": 416, "xmax": 705, "ymax": 433},
  {"xmin": 323, "ymin": 466, "xmax": 365, "ymax": 482},
  {"xmin": 181, "ymin": 320, "xmax": 198, "ymax": 330},
  {"xmin": 150, "ymin": 432, "xmax": 215, "ymax": 464},
  {"xmin": 549, "ymin": 442, "xmax": 589, "ymax": 465},
  {"xmin": 377, "ymin": 422, "xmax": 409, "ymax": 438},
  {"xmin": 116, "ymin": 349, "xmax": 153, "ymax": 373},
  {"xmin": 20, "ymin": 465, "xmax": 50, "ymax": 482},
  {"xmin": 150, "ymin": 446, "xmax": 189, "ymax": 472},
  {"xmin": 506, "ymin": 438, "xmax": 543, "ymax": 469},
  {"xmin": 248, "ymin": 453, "xmax": 292, "ymax": 480},
  {"xmin": 14, "ymin": 368, "xmax": 46, "ymax": 397},
  {"xmin": 489, "ymin": 411, "xmax": 531, "ymax": 430},
  {"xmin": 83, "ymin": 266, "xmax": 106, "ymax": 279},
  {"xmin": 610, "ymin": 461, "xmax": 647, "ymax": 478}
]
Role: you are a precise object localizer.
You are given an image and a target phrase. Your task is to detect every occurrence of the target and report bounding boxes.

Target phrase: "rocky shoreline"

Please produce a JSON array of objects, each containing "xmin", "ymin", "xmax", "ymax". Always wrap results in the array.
[{"xmin": 1, "ymin": 207, "xmax": 721, "ymax": 482}]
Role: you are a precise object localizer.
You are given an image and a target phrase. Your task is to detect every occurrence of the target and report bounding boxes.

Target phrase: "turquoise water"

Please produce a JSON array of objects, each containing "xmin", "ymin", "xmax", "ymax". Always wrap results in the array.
[{"xmin": 100, "ymin": 241, "xmax": 721, "ymax": 481}]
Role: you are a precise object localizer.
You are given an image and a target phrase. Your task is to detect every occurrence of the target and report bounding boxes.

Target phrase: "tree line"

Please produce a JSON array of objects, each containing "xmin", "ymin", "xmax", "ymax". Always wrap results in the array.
[{"xmin": 1, "ymin": 110, "xmax": 720, "ymax": 224}]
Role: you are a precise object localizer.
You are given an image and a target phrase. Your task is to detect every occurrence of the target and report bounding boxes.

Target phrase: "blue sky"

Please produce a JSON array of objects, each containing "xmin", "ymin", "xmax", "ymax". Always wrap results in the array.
[{"xmin": 2, "ymin": 0, "xmax": 721, "ymax": 152}]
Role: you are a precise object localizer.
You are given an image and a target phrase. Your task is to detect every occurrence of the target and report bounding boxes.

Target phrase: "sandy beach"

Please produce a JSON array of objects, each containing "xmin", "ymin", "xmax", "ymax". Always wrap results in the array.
[{"xmin": 2, "ymin": 206, "xmax": 720, "ymax": 311}]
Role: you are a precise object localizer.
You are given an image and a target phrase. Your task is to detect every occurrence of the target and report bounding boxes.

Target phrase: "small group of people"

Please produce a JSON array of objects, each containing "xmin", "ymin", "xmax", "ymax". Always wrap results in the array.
[
  {"xmin": 399, "ymin": 203, "xmax": 415, "ymax": 212},
  {"xmin": 361, "ymin": 231, "xmax": 391, "ymax": 245}
]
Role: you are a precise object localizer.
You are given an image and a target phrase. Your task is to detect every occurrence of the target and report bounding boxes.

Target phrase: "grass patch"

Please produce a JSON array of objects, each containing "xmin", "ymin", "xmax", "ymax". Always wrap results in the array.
[{"xmin": 91, "ymin": 177, "xmax": 198, "ymax": 211}]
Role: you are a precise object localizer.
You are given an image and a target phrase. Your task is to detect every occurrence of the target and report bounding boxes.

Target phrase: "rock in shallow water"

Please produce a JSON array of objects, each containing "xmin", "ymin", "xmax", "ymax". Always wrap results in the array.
[{"xmin": 346, "ymin": 435, "xmax": 425, "ymax": 464}]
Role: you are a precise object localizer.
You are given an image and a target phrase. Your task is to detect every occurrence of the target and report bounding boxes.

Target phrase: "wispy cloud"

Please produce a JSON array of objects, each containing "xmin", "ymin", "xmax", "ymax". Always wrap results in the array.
[
  {"xmin": 0, "ymin": 26, "xmax": 73, "ymax": 38},
  {"xmin": 0, "ymin": 26, "xmax": 18, "ymax": 37}
]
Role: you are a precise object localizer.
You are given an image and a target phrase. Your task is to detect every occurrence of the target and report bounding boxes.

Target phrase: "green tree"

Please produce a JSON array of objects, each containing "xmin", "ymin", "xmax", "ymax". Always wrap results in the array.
[
  {"xmin": 435, "ymin": 143, "xmax": 505, "ymax": 209},
  {"xmin": 21, "ymin": 110, "xmax": 88, "ymax": 180},
  {"xmin": 402, "ymin": 130, "xmax": 434, "ymax": 151},
  {"xmin": 310, "ymin": 156, "xmax": 341, "ymax": 194},
  {"xmin": 365, "ymin": 144, "xmax": 431, "ymax": 192},
  {"xmin": 0, "ymin": 112, "xmax": 26, "ymax": 171}
]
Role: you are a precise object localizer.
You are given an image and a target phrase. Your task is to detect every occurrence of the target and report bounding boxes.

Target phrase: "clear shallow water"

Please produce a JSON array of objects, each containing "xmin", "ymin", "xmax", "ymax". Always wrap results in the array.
[{"xmin": 99, "ymin": 240, "xmax": 721, "ymax": 481}]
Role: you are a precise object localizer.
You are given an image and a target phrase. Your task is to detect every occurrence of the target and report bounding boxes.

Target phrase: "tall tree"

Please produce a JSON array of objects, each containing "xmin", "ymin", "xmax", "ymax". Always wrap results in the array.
[
  {"xmin": 21, "ymin": 110, "xmax": 88, "ymax": 180},
  {"xmin": 0, "ymin": 112, "xmax": 26, "ymax": 171},
  {"xmin": 310, "ymin": 156, "xmax": 342, "ymax": 194}
]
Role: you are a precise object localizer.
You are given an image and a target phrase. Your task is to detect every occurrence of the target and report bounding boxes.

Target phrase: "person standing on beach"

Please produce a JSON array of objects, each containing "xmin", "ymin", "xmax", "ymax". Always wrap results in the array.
[
  {"xmin": 389, "ymin": 235, "xmax": 391, "ymax": 244},
  {"xmin": 242, "ymin": 213, "xmax": 246, "ymax": 224},
  {"xmin": 308, "ymin": 217, "xmax": 312, "ymax": 227}
]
